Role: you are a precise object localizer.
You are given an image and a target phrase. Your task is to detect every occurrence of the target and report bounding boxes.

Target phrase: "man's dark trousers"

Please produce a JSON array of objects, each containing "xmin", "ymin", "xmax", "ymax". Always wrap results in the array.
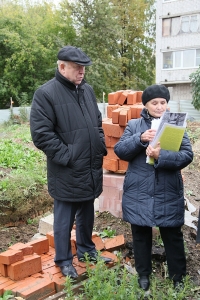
[{"xmin": 54, "ymin": 199, "xmax": 96, "ymax": 267}]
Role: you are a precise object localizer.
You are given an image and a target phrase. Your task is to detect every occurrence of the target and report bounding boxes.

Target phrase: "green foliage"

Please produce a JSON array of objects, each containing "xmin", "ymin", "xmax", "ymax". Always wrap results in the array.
[
  {"xmin": 0, "ymin": 123, "xmax": 47, "ymax": 216},
  {"xmin": 99, "ymin": 226, "xmax": 116, "ymax": 238},
  {"xmin": 0, "ymin": 0, "xmax": 155, "ymax": 105},
  {"xmin": 27, "ymin": 218, "xmax": 38, "ymax": 225},
  {"xmin": 0, "ymin": 290, "xmax": 13, "ymax": 300},
  {"xmin": 0, "ymin": 139, "xmax": 44, "ymax": 169},
  {"xmin": 186, "ymin": 125, "xmax": 200, "ymax": 144},
  {"xmin": 189, "ymin": 66, "xmax": 200, "ymax": 110},
  {"xmin": 154, "ymin": 228, "xmax": 164, "ymax": 247},
  {"xmin": 53, "ymin": 0, "xmax": 156, "ymax": 100},
  {"xmin": 0, "ymin": 0, "xmax": 76, "ymax": 108},
  {"xmin": 64, "ymin": 258, "xmax": 197, "ymax": 299}
]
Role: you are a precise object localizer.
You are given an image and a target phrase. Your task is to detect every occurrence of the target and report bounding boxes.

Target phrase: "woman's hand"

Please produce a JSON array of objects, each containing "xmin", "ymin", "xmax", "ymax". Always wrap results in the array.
[
  {"xmin": 146, "ymin": 142, "xmax": 161, "ymax": 160},
  {"xmin": 141, "ymin": 129, "xmax": 156, "ymax": 143}
]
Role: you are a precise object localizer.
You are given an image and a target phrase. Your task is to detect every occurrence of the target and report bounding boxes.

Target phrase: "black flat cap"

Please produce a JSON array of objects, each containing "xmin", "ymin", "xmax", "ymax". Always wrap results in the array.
[
  {"xmin": 57, "ymin": 46, "xmax": 92, "ymax": 66},
  {"xmin": 142, "ymin": 84, "xmax": 170, "ymax": 105}
]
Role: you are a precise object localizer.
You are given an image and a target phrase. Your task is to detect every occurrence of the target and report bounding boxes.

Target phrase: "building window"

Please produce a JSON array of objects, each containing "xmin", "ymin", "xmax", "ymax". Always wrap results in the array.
[
  {"xmin": 163, "ymin": 52, "xmax": 173, "ymax": 68},
  {"xmin": 163, "ymin": 19, "xmax": 171, "ymax": 36},
  {"xmin": 163, "ymin": 49, "xmax": 200, "ymax": 69},
  {"xmin": 162, "ymin": 14, "xmax": 200, "ymax": 36},
  {"xmin": 190, "ymin": 15, "xmax": 199, "ymax": 32},
  {"xmin": 196, "ymin": 49, "xmax": 200, "ymax": 66},
  {"xmin": 181, "ymin": 15, "xmax": 198, "ymax": 33}
]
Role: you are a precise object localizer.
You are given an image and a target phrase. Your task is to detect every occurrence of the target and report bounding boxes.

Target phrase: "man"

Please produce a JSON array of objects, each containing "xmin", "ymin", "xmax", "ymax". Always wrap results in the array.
[{"xmin": 30, "ymin": 46, "xmax": 111, "ymax": 278}]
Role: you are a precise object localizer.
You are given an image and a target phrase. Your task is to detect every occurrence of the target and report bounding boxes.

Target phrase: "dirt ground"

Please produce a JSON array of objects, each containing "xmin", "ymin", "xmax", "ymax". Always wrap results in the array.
[{"xmin": 1, "ymin": 122, "xmax": 200, "ymax": 289}]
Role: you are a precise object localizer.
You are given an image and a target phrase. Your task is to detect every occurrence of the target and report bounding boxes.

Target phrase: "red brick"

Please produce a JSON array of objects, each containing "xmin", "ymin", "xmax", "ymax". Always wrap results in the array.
[
  {"xmin": 75, "ymin": 265, "xmax": 87, "ymax": 277},
  {"xmin": 42, "ymin": 265, "xmax": 61, "ymax": 276},
  {"xmin": 107, "ymin": 104, "xmax": 119, "ymax": 118},
  {"xmin": 53, "ymin": 275, "xmax": 65, "ymax": 292},
  {"xmin": 41, "ymin": 254, "xmax": 52, "ymax": 263},
  {"xmin": 92, "ymin": 232, "xmax": 99, "ymax": 238},
  {"xmin": 100, "ymin": 251, "xmax": 118, "ymax": 264},
  {"xmin": 13, "ymin": 277, "xmax": 55, "ymax": 300},
  {"xmin": 2, "ymin": 276, "xmax": 35, "ymax": 296},
  {"xmin": 0, "ymin": 249, "xmax": 23, "ymax": 265},
  {"xmin": 108, "ymin": 92, "xmax": 119, "ymax": 105},
  {"xmin": 47, "ymin": 246, "xmax": 55, "ymax": 255},
  {"xmin": 7, "ymin": 254, "xmax": 42, "ymax": 281},
  {"xmin": 46, "ymin": 231, "xmax": 54, "ymax": 248},
  {"xmin": 104, "ymin": 235, "xmax": 125, "ymax": 251},
  {"xmin": 31, "ymin": 273, "xmax": 46, "ymax": 278},
  {"xmin": 127, "ymin": 91, "xmax": 137, "ymax": 105},
  {"xmin": 0, "ymin": 278, "xmax": 15, "ymax": 294},
  {"xmin": 136, "ymin": 103, "xmax": 144, "ymax": 118},
  {"xmin": 118, "ymin": 160, "xmax": 128, "ymax": 172},
  {"xmin": 27, "ymin": 237, "xmax": 49, "ymax": 255},
  {"xmin": 9, "ymin": 243, "xmax": 33, "ymax": 256},
  {"xmin": 136, "ymin": 91, "xmax": 143, "ymax": 103},
  {"xmin": 73, "ymin": 256, "xmax": 85, "ymax": 268},
  {"xmin": 106, "ymin": 147, "xmax": 119, "ymax": 160},
  {"xmin": 105, "ymin": 135, "xmax": 111, "ymax": 147},
  {"xmin": 92, "ymin": 236, "xmax": 105, "ymax": 251},
  {"xmin": 71, "ymin": 239, "xmax": 77, "ymax": 256},
  {"xmin": 110, "ymin": 136, "xmax": 119, "ymax": 148},
  {"xmin": 119, "ymin": 110, "xmax": 128, "ymax": 127},
  {"xmin": 102, "ymin": 119, "xmax": 125, "ymax": 138},
  {"xmin": 103, "ymin": 158, "xmax": 118, "ymax": 172},
  {"xmin": 42, "ymin": 259, "xmax": 55, "ymax": 271},
  {"xmin": 0, "ymin": 264, "xmax": 8, "ymax": 277},
  {"xmin": 112, "ymin": 108, "xmax": 121, "ymax": 124},
  {"xmin": 0, "ymin": 276, "xmax": 12, "ymax": 285},
  {"xmin": 130, "ymin": 106, "xmax": 137, "ymax": 119},
  {"xmin": 121, "ymin": 106, "xmax": 132, "ymax": 121},
  {"xmin": 118, "ymin": 91, "xmax": 129, "ymax": 105}
]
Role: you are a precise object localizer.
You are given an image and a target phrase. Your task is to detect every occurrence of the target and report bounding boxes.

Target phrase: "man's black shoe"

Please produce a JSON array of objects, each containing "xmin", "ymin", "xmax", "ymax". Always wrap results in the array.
[
  {"xmin": 60, "ymin": 264, "xmax": 78, "ymax": 278},
  {"xmin": 138, "ymin": 275, "xmax": 150, "ymax": 291},
  {"xmin": 98, "ymin": 256, "xmax": 113, "ymax": 263},
  {"xmin": 79, "ymin": 255, "xmax": 113, "ymax": 264}
]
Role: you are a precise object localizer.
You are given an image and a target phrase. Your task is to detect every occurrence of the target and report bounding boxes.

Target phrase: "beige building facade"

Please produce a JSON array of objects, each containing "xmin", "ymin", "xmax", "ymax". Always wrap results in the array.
[{"xmin": 156, "ymin": 0, "xmax": 200, "ymax": 106}]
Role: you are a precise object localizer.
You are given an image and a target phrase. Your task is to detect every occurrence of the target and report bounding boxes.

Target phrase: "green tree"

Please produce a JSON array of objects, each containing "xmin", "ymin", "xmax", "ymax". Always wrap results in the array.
[
  {"xmin": 110, "ymin": 0, "xmax": 156, "ymax": 91},
  {"xmin": 60, "ymin": 0, "xmax": 121, "ymax": 102},
  {"xmin": 0, "ymin": 0, "xmax": 76, "ymax": 108},
  {"xmin": 59, "ymin": 0, "xmax": 155, "ymax": 101},
  {"xmin": 189, "ymin": 66, "xmax": 200, "ymax": 110}
]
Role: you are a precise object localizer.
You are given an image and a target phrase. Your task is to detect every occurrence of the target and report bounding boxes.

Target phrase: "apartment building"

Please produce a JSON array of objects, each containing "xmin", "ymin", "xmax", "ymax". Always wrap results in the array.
[{"xmin": 156, "ymin": 0, "xmax": 200, "ymax": 118}]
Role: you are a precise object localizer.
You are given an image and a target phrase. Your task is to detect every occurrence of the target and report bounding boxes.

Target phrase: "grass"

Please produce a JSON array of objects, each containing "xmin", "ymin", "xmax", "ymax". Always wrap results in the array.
[
  {"xmin": 63, "ymin": 256, "xmax": 199, "ymax": 299},
  {"xmin": 0, "ymin": 290, "xmax": 13, "ymax": 300},
  {"xmin": 0, "ymin": 123, "xmax": 47, "ymax": 220},
  {"xmin": 99, "ymin": 226, "xmax": 116, "ymax": 238}
]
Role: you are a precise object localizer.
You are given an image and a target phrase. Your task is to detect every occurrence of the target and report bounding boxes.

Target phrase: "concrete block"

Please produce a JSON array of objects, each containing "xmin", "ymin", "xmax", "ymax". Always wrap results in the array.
[{"xmin": 39, "ymin": 214, "xmax": 54, "ymax": 235}]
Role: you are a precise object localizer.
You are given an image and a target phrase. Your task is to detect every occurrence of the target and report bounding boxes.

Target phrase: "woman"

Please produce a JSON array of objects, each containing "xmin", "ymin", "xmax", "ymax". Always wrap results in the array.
[{"xmin": 114, "ymin": 84, "xmax": 193, "ymax": 291}]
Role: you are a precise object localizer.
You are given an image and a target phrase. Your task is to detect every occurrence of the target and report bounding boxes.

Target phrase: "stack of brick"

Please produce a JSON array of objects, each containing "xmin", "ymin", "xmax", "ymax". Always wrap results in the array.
[
  {"xmin": 0, "ymin": 230, "xmax": 125, "ymax": 299},
  {"xmin": 102, "ymin": 89, "xmax": 144, "ymax": 173}
]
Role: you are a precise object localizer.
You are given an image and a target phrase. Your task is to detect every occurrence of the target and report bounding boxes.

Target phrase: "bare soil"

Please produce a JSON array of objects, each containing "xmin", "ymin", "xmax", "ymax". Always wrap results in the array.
[{"xmin": 1, "ymin": 122, "xmax": 200, "ymax": 288}]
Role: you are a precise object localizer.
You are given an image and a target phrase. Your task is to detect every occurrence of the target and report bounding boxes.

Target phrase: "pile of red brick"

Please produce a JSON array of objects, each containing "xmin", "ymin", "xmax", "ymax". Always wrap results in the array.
[
  {"xmin": 0, "ymin": 229, "xmax": 124, "ymax": 299},
  {"xmin": 102, "ymin": 90, "xmax": 144, "ymax": 173}
]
